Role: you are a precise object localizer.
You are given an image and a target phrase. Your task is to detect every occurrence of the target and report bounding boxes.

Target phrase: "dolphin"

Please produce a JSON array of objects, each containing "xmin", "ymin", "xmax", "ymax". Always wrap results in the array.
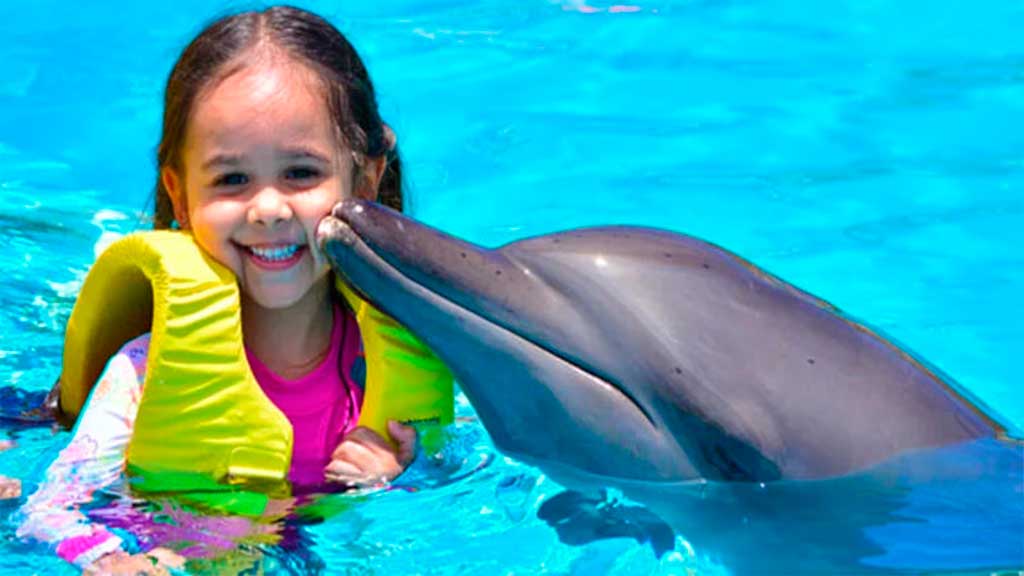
[
  {"xmin": 318, "ymin": 199, "xmax": 1005, "ymax": 486},
  {"xmin": 318, "ymin": 199, "xmax": 1023, "ymax": 573}
]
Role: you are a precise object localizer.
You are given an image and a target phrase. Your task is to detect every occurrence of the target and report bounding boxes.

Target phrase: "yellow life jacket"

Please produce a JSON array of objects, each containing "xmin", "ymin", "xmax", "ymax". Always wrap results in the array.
[{"xmin": 58, "ymin": 231, "xmax": 453, "ymax": 502}]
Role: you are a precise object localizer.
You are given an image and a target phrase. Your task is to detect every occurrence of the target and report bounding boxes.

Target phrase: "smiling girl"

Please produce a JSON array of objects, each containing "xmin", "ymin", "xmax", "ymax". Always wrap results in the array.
[{"xmin": 17, "ymin": 6, "xmax": 434, "ymax": 573}]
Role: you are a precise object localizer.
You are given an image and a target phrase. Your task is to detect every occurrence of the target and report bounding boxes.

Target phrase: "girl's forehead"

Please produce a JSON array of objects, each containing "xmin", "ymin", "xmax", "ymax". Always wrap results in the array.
[
  {"xmin": 187, "ymin": 58, "xmax": 333, "ymax": 148},
  {"xmin": 212, "ymin": 54, "xmax": 319, "ymax": 101}
]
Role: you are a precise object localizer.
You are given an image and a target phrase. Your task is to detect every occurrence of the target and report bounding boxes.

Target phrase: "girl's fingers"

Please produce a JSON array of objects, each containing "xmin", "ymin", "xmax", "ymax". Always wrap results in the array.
[
  {"xmin": 331, "ymin": 427, "xmax": 389, "ymax": 458},
  {"xmin": 332, "ymin": 435, "xmax": 387, "ymax": 468},
  {"xmin": 148, "ymin": 547, "xmax": 186, "ymax": 569},
  {"xmin": 387, "ymin": 420, "xmax": 418, "ymax": 466},
  {"xmin": 0, "ymin": 475, "xmax": 20, "ymax": 499},
  {"xmin": 325, "ymin": 458, "xmax": 364, "ymax": 480},
  {"xmin": 325, "ymin": 424, "xmax": 416, "ymax": 486}
]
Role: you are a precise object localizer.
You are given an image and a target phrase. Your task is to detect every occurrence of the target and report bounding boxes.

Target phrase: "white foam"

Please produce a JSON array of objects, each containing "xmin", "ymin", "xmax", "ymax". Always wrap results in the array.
[
  {"xmin": 91, "ymin": 209, "xmax": 129, "ymax": 227},
  {"xmin": 93, "ymin": 230, "xmax": 124, "ymax": 258},
  {"xmin": 47, "ymin": 268, "xmax": 87, "ymax": 299}
]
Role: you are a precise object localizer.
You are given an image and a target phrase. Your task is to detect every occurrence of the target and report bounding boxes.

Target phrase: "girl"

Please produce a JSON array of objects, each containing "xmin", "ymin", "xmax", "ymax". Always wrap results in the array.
[{"xmin": 18, "ymin": 6, "xmax": 425, "ymax": 573}]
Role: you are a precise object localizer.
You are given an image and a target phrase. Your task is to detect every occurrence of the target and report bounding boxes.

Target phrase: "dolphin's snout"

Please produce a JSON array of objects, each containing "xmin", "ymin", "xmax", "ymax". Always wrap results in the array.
[
  {"xmin": 317, "ymin": 213, "xmax": 357, "ymax": 248},
  {"xmin": 329, "ymin": 198, "xmax": 371, "ymax": 226}
]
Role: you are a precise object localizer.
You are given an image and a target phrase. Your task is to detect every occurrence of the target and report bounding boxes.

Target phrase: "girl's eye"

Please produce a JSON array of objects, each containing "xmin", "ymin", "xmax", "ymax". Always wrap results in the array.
[
  {"xmin": 213, "ymin": 172, "xmax": 248, "ymax": 188},
  {"xmin": 285, "ymin": 166, "xmax": 321, "ymax": 181}
]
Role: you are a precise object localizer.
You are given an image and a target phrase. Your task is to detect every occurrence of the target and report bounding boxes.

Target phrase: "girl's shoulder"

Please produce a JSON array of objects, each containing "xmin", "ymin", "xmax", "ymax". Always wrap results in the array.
[{"xmin": 118, "ymin": 333, "xmax": 151, "ymax": 375}]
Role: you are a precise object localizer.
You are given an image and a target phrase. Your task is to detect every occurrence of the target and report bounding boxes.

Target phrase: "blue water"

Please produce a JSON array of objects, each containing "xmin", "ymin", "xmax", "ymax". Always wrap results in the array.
[{"xmin": 1, "ymin": 1, "xmax": 1022, "ymax": 574}]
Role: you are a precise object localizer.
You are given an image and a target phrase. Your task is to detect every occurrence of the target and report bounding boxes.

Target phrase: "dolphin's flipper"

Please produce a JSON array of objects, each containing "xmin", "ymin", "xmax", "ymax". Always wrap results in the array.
[{"xmin": 537, "ymin": 490, "xmax": 676, "ymax": 558}]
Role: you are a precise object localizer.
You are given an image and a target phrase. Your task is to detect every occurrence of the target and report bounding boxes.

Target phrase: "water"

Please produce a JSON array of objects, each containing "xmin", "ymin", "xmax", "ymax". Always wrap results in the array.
[{"xmin": 1, "ymin": 0, "xmax": 1022, "ymax": 574}]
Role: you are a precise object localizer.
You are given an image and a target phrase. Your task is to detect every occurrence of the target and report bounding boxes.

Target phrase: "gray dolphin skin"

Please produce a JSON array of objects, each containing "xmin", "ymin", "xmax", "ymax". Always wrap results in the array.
[
  {"xmin": 319, "ymin": 199, "xmax": 1024, "ymax": 574},
  {"xmin": 318, "ymin": 199, "xmax": 1005, "ymax": 486}
]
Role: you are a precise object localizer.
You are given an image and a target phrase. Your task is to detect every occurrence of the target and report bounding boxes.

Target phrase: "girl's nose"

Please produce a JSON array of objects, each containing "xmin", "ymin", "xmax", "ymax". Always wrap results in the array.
[{"xmin": 248, "ymin": 186, "xmax": 294, "ymax": 227}]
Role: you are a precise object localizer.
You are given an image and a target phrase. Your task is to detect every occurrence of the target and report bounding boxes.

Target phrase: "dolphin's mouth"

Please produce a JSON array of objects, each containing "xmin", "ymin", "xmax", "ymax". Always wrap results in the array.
[{"xmin": 318, "ymin": 213, "xmax": 658, "ymax": 430}]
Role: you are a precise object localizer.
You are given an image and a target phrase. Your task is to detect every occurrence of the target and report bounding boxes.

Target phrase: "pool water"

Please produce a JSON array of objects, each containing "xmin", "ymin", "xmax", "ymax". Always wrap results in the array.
[{"xmin": 1, "ymin": 1, "xmax": 1022, "ymax": 574}]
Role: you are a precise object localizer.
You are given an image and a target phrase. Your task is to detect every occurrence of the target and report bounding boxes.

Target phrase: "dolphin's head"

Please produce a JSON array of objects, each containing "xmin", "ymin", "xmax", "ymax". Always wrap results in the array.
[
  {"xmin": 319, "ymin": 198, "xmax": 1005, "ymax": 487},
  {"xmin": 319, "ymin": 199, "xmax": 791, "ymax": 485}
]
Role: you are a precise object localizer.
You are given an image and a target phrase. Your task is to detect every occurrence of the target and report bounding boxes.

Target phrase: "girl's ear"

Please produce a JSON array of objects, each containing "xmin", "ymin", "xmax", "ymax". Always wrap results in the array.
[
  {"xmin": 382, "ymin": 123, "xmax": 397, "ymax": 152},
  {"xmin": 355, "ymin": 154, "xmax": 386, "ymax": 202},
  {"xmin": 161, "ymin": 166, "xmax": 189, "ymax": 229},
  {"xmin": 354, "ymin": 124, "xmax": 396, "ymax": 202}
]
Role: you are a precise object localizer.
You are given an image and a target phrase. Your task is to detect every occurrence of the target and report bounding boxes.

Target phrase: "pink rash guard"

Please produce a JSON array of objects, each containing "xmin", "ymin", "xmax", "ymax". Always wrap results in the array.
[{"xmin": 246, "ymin": 304, "xmax": 365, "ymax": 486}]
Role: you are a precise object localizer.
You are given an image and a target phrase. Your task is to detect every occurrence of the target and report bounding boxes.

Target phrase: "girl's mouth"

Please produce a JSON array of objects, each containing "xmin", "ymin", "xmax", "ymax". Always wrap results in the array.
[{"xmin": 241, "ymin": 243, "xmax": 307, "ymax": 270}]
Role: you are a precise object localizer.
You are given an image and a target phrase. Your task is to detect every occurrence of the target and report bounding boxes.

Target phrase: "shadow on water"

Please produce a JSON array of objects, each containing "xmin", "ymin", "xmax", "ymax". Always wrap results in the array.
[
  {"xmin": 539, "ymin": 438, "xmax": 1024, "ymax": 575},
  {"xmin": 0, "ymin": 387, "xmax": 52, "ymax": 427}
]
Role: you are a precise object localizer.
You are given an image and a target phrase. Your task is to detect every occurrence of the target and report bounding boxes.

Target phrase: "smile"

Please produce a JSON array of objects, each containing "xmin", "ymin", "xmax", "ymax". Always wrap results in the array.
[{"xmin": 241, "ymin": 243, "xmax": 307, "ymax": 269}]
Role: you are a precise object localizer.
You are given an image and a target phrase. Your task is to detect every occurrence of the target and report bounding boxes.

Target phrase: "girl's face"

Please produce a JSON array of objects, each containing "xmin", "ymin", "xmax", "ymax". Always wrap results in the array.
[{"xmin": 163, "ymin": 56, "xmax": 379, "ymax": 309}]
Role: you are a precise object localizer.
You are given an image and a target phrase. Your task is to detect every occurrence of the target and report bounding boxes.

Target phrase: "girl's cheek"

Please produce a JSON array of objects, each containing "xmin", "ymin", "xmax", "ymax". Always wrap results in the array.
[
  {"xmin": 199, "ymin": 199, "xmax": 244, "ymax": 224},
  {"xmin": 319, "ymin": 173, "xmax": 351, "ymax": 202}
]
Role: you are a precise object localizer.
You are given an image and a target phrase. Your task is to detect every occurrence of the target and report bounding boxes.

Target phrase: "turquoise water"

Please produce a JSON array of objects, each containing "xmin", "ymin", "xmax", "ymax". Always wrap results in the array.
[{"xmin": 1, "ymin": 1, "xmax": 1022, "ymax": 574}]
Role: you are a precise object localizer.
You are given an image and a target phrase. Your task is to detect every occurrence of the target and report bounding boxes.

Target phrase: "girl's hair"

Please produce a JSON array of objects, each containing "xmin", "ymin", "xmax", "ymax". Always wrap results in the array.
[{"xmin": 153, "ymin": 5, "xmax": 402, "ymax": 229}]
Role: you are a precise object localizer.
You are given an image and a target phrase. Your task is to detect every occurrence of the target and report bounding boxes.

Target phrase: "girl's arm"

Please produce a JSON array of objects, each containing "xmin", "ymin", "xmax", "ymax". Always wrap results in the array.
[{"xmin": 15, "ymin": 334, "xmax": 150, "ymax": 568}]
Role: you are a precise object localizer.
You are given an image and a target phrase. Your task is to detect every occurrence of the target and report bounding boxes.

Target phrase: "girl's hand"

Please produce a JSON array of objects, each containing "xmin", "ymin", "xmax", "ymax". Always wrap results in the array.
[
  {"xmin": 85, "ymin": 547, "xmax": 185, "ymax": 575},
  {"xmin": 0, "ymin": 441, "xmax": 19, "ymax": 499},
  {"xmin": 0, "ymin": 475, "xmax": 20, "ymax": 499},
  {"xmin": 325, "ymin": 421, "xmax": 416, "ymax": 487}
]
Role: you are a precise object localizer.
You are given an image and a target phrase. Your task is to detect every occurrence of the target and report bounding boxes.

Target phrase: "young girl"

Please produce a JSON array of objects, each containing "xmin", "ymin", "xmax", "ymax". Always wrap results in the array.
[{"xmin": 17, "ymin": 6, "xmax": 429, "ymax": 573}]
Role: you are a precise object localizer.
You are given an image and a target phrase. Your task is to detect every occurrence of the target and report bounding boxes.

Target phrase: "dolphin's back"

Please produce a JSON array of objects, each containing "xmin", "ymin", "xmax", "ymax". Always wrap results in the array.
[{"xmin": 501, "ymin": 227, "xmax": 999, "ymax": 480}]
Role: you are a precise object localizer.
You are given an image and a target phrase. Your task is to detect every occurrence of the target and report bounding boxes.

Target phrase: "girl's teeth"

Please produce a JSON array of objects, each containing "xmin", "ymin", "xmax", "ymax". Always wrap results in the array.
[{"xmin": 250, "ymin": 245, "xmax": 300, "ymax": 261}]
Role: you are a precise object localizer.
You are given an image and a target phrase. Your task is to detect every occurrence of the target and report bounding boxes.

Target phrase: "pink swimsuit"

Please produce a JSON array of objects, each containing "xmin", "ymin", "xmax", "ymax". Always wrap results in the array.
[{"xmin": 247, "ymin": 304, "xmax": 364, "ymax": 485}]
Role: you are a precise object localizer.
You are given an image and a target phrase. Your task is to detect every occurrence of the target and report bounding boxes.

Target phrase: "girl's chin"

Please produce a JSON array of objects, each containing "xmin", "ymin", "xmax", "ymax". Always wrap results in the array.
[
  {"xmin": 239, "ymin": 275, "xmax": 331, "ymax": 311},
  {"xmin": 243, "ymin": 289, "xmax": 308, "ymax": 310},
  {"xmin": 236, "ymin": 276, "xmax": 309, "ymax": 307}
]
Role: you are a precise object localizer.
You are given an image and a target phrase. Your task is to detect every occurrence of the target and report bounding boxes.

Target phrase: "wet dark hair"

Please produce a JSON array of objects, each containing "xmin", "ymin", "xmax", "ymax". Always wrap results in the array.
[{"xmin": 153, "ymin": 5, "xmax": 401, "ymax": 228}]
